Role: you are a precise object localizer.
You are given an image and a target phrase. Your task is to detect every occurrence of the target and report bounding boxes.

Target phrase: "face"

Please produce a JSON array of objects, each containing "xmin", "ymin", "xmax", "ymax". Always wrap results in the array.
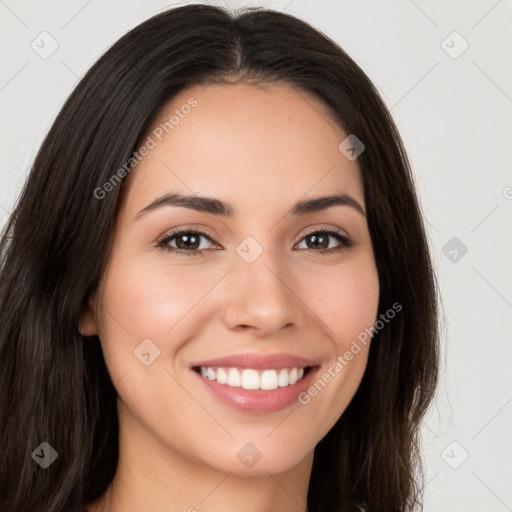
[{"xmin": 81, "ymin": 82, "xmax": 379, "ymax": 476}]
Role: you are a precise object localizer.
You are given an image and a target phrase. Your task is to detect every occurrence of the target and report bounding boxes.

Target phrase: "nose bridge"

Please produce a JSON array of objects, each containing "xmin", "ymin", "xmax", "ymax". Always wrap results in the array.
[{"xmin": 221, "ymin": 238, "xmax": 301, "ymax": 334}]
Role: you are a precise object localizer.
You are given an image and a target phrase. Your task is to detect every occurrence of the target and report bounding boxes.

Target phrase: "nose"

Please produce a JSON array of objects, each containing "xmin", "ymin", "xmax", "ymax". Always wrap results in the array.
[{"xmin": 220, "ymin": 251, "xmax": 303, "ymax": 337}]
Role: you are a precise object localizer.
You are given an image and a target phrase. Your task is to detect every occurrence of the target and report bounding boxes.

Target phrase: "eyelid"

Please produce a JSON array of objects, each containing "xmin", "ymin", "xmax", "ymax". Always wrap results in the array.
[
  {"xmin": 295, "ymin": 225, "xmax": 354, "ymax": 251},
  {"xmin": 155, "ymin": 224, "xmax": 223, "ymax": 248},
  {"xmin": 299, "ymin": 224, "xmax": 350, "ymax": 240},
  {"xmin": 156, "ymin": 223, "xmax": 353, "ymax": 254}
]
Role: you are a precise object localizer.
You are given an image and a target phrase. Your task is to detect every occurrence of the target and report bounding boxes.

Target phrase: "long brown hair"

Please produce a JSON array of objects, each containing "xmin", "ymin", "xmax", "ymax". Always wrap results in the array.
[{"xmin": 0, "ymin": 4, "xmax": 439, "ymax": 511}]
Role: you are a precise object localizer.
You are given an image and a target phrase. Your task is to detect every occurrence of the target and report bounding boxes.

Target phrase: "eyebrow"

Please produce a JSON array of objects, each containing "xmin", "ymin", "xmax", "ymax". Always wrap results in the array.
[{"xmin": 134, "ymin": 191, "xmax": 366, "ymax": 220}]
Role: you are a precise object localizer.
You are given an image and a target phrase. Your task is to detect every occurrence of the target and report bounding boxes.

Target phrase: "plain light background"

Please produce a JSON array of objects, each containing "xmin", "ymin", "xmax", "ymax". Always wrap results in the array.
[{"xmin": 1, "ymin": 1, "xmax": 511, "ymax": 510}]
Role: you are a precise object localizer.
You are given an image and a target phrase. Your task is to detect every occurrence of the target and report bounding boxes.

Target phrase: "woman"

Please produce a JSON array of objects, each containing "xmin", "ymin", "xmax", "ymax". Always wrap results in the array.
[{"xmin": 0, "ymin": 4, "xmax": 439, "ymax": 511}]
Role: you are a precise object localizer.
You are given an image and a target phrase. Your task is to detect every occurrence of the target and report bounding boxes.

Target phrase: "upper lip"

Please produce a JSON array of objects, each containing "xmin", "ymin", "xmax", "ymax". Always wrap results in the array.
[{"xmin": 191, "ymin": 352, "xmax": 319, "ymax": 370}]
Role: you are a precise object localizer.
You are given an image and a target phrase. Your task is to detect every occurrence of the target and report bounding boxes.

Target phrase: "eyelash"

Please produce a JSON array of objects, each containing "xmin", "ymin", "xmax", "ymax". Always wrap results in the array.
[{"xmin": 156, "ymin": 226, "xmax": 353, "ymax": 257}]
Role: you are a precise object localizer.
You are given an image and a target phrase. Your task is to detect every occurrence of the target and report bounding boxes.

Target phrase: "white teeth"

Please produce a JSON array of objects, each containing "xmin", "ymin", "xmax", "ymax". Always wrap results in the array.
[
  {"xmin": 241, "ymin": 369, "xmax": 260, "ymax": 390},
  {"xmin": 197, "ymin": 366, "xmax": 307, "ymax": 390},
  {"xmin": 278, "ymin": 369, "xmax": 289, "ymax": 387},
  {"xmin": 260, "ymin": 369, "xmax": 278, "ymax": 390},
  {"xmin": 227, "ymin": 368, "xmax": 242, "ymax": 387},
  {"xmin": 216, "ymin": 367, "xmax": 227, "ymax": 385}
]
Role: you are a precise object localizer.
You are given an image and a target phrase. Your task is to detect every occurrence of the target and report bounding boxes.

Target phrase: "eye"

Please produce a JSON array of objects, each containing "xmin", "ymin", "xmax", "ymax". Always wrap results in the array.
[
  {"xmin": 157, "ymin": 226, "xmax": 353, "ymax": 257},
  {"xmin": 157, "ymin": 229, "xmax": 217, "ymax": 257},
  {"xmin": 295, "ymin": 228, "xmax": 353, "ymax": 253}
]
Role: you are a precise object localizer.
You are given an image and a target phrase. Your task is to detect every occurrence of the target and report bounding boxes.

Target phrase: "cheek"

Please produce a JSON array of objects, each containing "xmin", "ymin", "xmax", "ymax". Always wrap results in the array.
[
  {"xmin": 98, "ymin": 256, "xmax": 214, "ymax": 336},
  {"xmin": 303, "ymin": 256, "xmax": 380, "ymax": 349},
  {"xmin": 95, "ymin": 255, "xmax": 215, "ymax": 385},
  {"xmin": 295, "ymin": 256, "xmax": 379, "ymax": 428}
]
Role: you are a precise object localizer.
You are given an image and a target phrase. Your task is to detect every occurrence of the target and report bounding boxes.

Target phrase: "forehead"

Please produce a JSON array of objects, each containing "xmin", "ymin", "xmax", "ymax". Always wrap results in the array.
[{"xmin": 122, "ymin": 82, "xmax": 364, "ymax": 214}]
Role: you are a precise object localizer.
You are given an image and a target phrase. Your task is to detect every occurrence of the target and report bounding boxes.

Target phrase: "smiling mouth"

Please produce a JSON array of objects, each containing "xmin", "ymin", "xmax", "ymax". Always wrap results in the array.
[{"xmin": 192, "ymin": 365, "xmax": 314, "ymax": 390}]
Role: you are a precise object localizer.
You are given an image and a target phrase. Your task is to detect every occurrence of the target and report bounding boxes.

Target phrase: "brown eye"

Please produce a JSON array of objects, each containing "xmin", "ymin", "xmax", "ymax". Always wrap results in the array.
[
  {"xmin": 158, "ymin": 230, "xmax": 216, "ymax": 257},
  {"xmin": 304, "ymin": 233, "xmax": 330, "ymax": 250},
  {"xmin": 296, "ymin": 229, "xmax": 353, "ymax": 252},
  {"xmin": 173, "ymin": 232, "xmax": 202, "ymax": 250}
]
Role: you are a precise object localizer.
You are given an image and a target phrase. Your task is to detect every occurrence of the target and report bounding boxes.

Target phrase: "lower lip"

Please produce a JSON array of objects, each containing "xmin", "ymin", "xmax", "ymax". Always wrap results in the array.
[{"xmin": 191, "ymin": 366, "xmax": 319, "ymax": 414}]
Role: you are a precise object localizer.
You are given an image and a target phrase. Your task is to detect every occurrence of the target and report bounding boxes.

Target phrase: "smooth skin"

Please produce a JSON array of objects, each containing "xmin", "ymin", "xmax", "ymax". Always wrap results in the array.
[{"xmin": 81, "ymin": 82, "xmax": 380, "ymax": 512}]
